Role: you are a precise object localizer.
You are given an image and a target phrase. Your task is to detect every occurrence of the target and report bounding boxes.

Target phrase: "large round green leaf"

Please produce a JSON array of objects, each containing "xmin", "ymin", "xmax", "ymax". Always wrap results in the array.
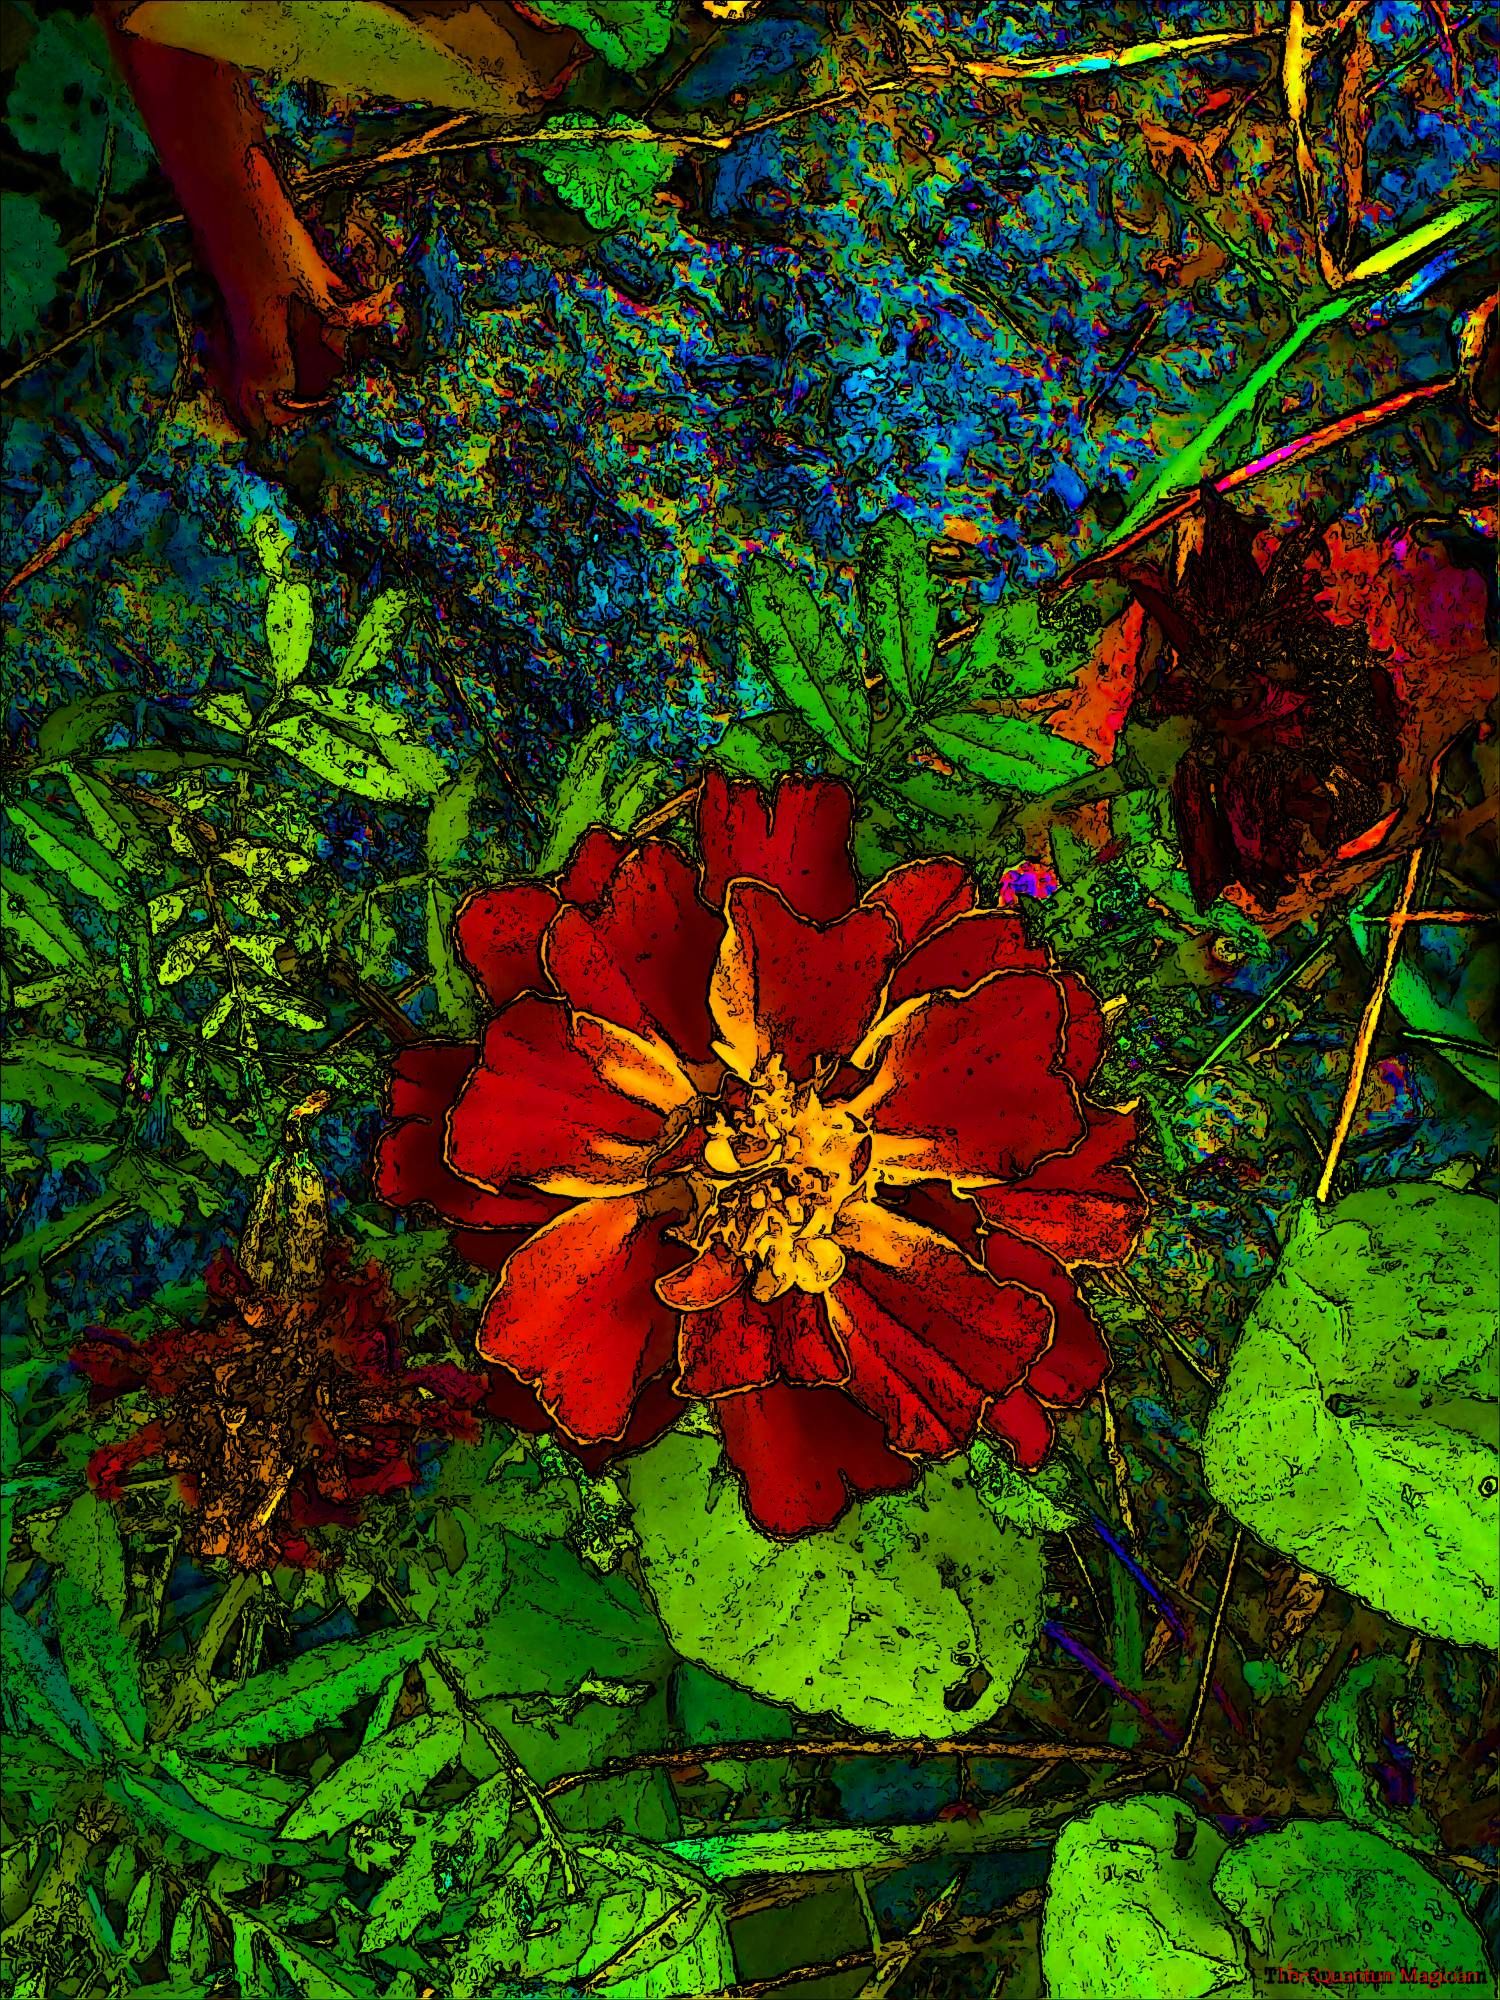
[
  {"xmin": 624, "ymin": 1426, "xmax": 1047, "ymax": 1735},
  {"xmin": 1041, "ymin": 1798, "xmax": 1495, "ymax": 1998},
  {"xmin": 1040, "ymin": 1795, "xmax": 1254, "ymax": 2000},
  {"xmin": 1201, "ymin": 1184, "xmax": 1498, "ymax": 1646},
  {"xmin": 1214, "ymin": 1819, "xmax": 1493, "ymax": 1988}
]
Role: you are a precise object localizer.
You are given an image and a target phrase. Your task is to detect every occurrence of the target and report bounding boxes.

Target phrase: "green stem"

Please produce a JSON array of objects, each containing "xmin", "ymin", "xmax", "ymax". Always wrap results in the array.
[
  {"xmin": 156, "ymin": 1570, "xmax": 259, "ymax": 1739},
  {"xmin": 426, "ymin": 1649, "xmax": 580, "ymax": 1894}
]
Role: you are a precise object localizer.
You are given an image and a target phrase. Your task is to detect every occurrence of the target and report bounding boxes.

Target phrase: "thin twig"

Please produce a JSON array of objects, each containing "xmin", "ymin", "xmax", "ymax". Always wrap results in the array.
[
  {"xmin": 0, "ymin": 265, "xmax": 191, "ymax": 394},
  {"xmin": 1176, "ymin": 1525, "xmax": 1244, "ymax": 1775},
  {"xmin": 542, "ymin": 1733, "xmax": 1162, "ymax": 1797},
  {"xmin": 1315, "ymin": 844, "xmax": 1425, "ymax": 1201}
]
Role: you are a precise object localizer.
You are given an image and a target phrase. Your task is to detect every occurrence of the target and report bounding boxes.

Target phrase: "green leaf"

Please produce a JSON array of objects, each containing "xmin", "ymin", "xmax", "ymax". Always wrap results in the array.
[
  {"xmin": 0, "ymin": 1603, "xmax": 101, "ymax": 1761},
  {"xmin": 244, "ymin": 984, "xmax": 327, "ymax": 1031},
  {"xmin": 156, "ymin": 927, "xmax": 217, "ymax": 985},
  {"xmin": 337, "ymin": 588, "xmax": 414, "ymax": 685},
  {"xmin": 856, "ymin": 513, "xmax": 940, "ymax": 710},
  {"xmin": 265, "ymin": 578, "xmax": 315, "ymax": 689},
  {"xmin": 670, "ymin": 1661, "xmax": 796, "ymax": 1748},
  {"xmin": 426, "ymin": 881, "xmax": 476, "ymax": 1032},
  {"xmin": 1, "ymin": 863, "xmax": 92, "ymax": 968},
  {"xmin": 921, "ymin": 711, "xmax": 1094, "ymax": 793},
  {"xmin": 5, "ymin": 10, "xmax": 151, "ymax": 190},
  {"xmin": 0, "ymin": 194, "xmax": 68, "ymax": 345},
  {"xmin": 521, "ymin": 114, "xmax": 675, "ymax": 231},
  {"xmin": 741, "ymin": 556, "xmax": 871, "ymax": 762},
  {"xmin": 59, "ymin": 767, "xmax": 154, "ymax": 872},
  {"xmin": 263, "ymin": 707, "xmax": 439, "ymax": 803},
  {"xmin": 121, "ymin": 1870, "xmax": 165, "ymax": 1964},
  {"xmin": 2, "ymin": 1037, "xmax": 122, "ymax": 1127},
  {"xmin": 951, "ymin": 594, "xmax": 1093, "ymax": 701},
  {"xmin": 156, "ymin": 1752, "xmax": 304, "ymax": 1834},
  {"xmin": 50, "ymin": 1491, "xmax": 145, "ymax": 1748},
  {"xmin": 110, "ymin": 1769, "xmax": 321, "ymax": 1868},
  {"xmin": 626, "ymin": 1434, "xmax": 1045, "ymax": 1733},
  {"xmin": 196, "ymin": 690, "xmax": 253, "ymax": 734},
  {"xmin": 167, "ymin": 1891, "xmax": 214, "ymax": 1986},
  {"xmin": 426, "ymin": 768, "xmax": 482, "ymax": 873},
  {"xmin": 713, "ymin": 714, "xmax": 800, "ymax": 785},
  {"xmin": 362, "ymin": 1768, "xmax": 516, "ymax": 1949},
  {"xmin": 1213, "ymin": 1819, "xmax": 1491, "ymax": 1987},
  {"xmin": 536, "ymin": 724, "xmax": 618, "ymax": 873},
  {"xmin": 530, "ymin": 0, "xmax": 672, "ymax": 69},
  {"xmin": 449, "ymin": 1838, "xmax": 732, "ymax": 2000},
  {"xmin": 1111, "ymin": 199, "xmax": 1497, "ymax": 542},
  {"xmin": 280, "ymin": 1712, "xmax": 464, "ymax": 1840},
  {"xmin": 1202, "ymin": 1184, "xmax": 1499, "ymax": 1646},
  {"xmin": 174, "ymin": 1626, "xmax": 432, "ymax": 1755},
  {"xmin": 1040, "ymin": 1795, "xmax": 1253, "ymax": 2000},
  {"xmin": 36, "ymin": 694, "xmax": 132, "ymax": 761}
]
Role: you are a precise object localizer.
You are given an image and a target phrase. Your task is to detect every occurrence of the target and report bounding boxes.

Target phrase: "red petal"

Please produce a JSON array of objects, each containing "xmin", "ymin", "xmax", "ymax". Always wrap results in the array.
[
  {"xmin": 979, "ymin": 1231, "xmax": 1111, "ymax": 1405},
  {"xmin": 1059, "ymin": 975, "xmax": 1108, "ymax": 1084},
  {"xmin": 475, "ymin": 1191, "xmax": 685, "ymax": 1441},
  {"xmin": 717, "ymin": 1383, "xmax": 916, "ymax": 1536},
  {"xmin": 455, "ymin": 883, "xmax": 558, "ymax": 1009},
  {"xmin": 854, "ymin": 974, "xmax": 1085, "ymax": 1183},
  {"xmin": 711, "ymin": 884, "xmax": 902, "ymax": 1080},
  {"xmin": 558, "ymin": 826, "xmax": 629, "ymax": 903},
  {"xmin": 657, "ymin": 1245, "xmax": 746, "ymax": 1313},
  {"xmin": 698, "ymin": 771, "xmax": 858, "ymax": 921},
  {"xmin": 864, "ymin": 858, "xmax": 976, "ymax": 948},
  {"xmin": 70, "ymin": 1332, "xmax": 148, "ymax": 1403},
  {"xmin": 378, "ymin": 1042, "xmax": 568, "ymax": 1228},
  {"xmin": 447, "ymin": 997, "xmax": 687, "ymax": 1196},
  {"xmin": 483, "ymin": 1363, "xmax": 682, "ymax": 1471},
  {"xmin": 544, "ymin": 842, "xmax": 723, "ymax": 1068},
  {"xmin": 975, "ymin": 1106, "xmax": 1144, "ymax": 1266},
  {"xmin": 984, "ymin": 1387, "xmax": 1054, "ymax": 1468},
  {"xmin": 885, "ymin": 909, "xmax": 1049, "ymax": 1014},
  {"xmin": 87, "ymin": 1422, "xmax": 168, "ymax": 1500},
  {"xmin": 828, "ymin": 1204, "xmax": 1052, "ymax": 1451},
  {"xmin": 676, "ymin": 1286, "xmax": 846, "ymax": 1396}
]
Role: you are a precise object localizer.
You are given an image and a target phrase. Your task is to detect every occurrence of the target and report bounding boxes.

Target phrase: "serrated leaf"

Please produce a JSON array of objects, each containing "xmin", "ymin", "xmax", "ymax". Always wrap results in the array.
[
  {"xmin": 1, "ymin": 796, "xmax": 128, "ymax": 916},
  {"xmin": 337, "ymin": 589, "xmax": 414, "ymax": 686},
  {"xmin": 857, "ymin": 513, "xmax": 939, "ymax": 710},
  {"xmin": 175, "ymin": 1626, "xmax": 432, "ymax": 1755},
  {"xmin": 111, "ymin": 1769, "xmax": 318, "ymax": 1867},
  {"xmin": 265, "ymin": 578, "xmax": 315, "ymax": 689},
  {"xmin": 1, "ymin": 863, "xmax": 92, "ymax": 968},
  {"xmin": 218, "ymin": 840, "xmax": 313, "ymax": 884},
  {"xmin": 536, "ymin": 724, "xmax": 618, "ymax": 873},
  {"xmin": 168, "ymin": 1891, "xmax": 213, "ymax": 1985},
  {"xmin": 156, "ymin": 927, "xmax": 217, "ymax": 985},
  {"xmin": 195, "ymin": 690, "xmax": 253, "ymax": 733},
  {"xmin": 2, "ymin": 1037, "xmax": 122, "ymax": 1127},
  {"xmin": 953, "ymin": 594, "xmax": 1093, "ymax": 700},
  {"xmin": 60, "ymin": 767, "xmax": 153, "ymax": 872},
  {"xmin": 245, "ymin": 986, "xmax": 327, "ymax": 1031},
  {"xmin": 122, "ymin": 1870, "xmax": 165, "ymax": 1963},
  {"xmin": 0, "ymin": 1602, "xmax": 101, "ymax": 1761},
  {"xmin": 49, "ymin": 1490, "xmax": 144, "ymax": 1747},
  {"xmin": 713, "ymin": 715, "xmax": 799, "ymax": 785},
  {"xmin": 264, "ymin": 709, "xmax": 438, "ymax": 803},
  {"xmin": 280, "ymin": 1711, "xmax": 464, "ymax": 1840},
  {"xmin": 1202, "ymin": 1184, "xmax": 1498, "ymax": 1646},
  {"xmin": 161, "ymin": 1750, "xmax": 309, "ymax": 1830},
  {"xmin": 921, "ymin": 710, "xmax": 1093, "ymax": 794},
  {"xmin": 741, "ymin": 557, "xmax": 870, "ymax": 761}
]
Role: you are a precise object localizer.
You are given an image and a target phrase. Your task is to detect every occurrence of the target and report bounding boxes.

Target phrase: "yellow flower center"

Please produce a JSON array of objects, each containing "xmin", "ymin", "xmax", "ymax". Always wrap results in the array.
[{"xmin": 690, "ymin": 1056, "xmax": 872, "ymax": 1302}]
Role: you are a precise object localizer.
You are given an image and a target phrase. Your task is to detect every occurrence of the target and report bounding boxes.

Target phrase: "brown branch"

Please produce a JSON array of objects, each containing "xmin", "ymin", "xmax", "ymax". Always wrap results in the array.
[
  {"xmin": 723, "ymin": 1889, "xmax": 1044, "ymax": 1997},
  {"xmin": 542, "ymin": 1733, "xmax": 1164, "ymax": 1798},
  {"xmin": 1176, "ymin": 1525, "xmax": 1244, "ymax": 1776}
]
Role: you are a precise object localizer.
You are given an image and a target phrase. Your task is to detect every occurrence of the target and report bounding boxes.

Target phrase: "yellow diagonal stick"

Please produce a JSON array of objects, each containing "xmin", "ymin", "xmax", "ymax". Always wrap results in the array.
[{"xmin": 1315, "ymin": 843, "xmax": 1426, "ymax": 1202}]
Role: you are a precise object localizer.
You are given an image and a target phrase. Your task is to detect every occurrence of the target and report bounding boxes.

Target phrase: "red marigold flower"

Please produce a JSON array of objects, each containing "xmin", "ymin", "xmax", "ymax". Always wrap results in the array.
[
  {"xmin": 1115, "ymin": 485, "xmax": 1402, "ymax": 912},
  {"xmin": 377, "ymin": 774, "xmax": 1143, "ymax": 1536},
  {"xmin": 72, "ymin": 1245, "xmax": 487, "ymax": 1569}
]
